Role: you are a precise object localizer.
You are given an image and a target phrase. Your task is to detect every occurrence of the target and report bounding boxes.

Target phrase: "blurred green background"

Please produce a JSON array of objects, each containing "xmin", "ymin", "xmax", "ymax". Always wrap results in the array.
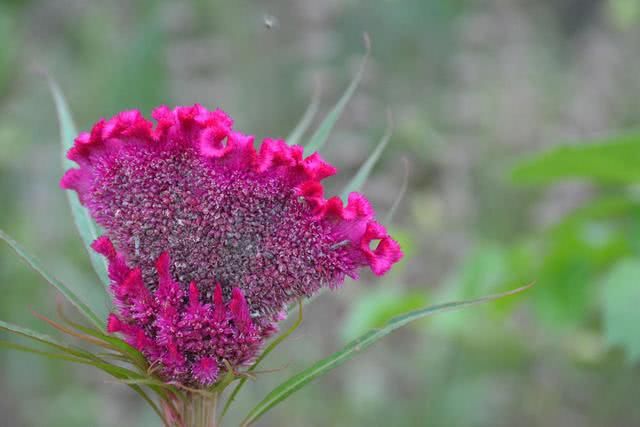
[{"xmin": 2, "ymin": 0, "xmax": 640, "ymax": 426}]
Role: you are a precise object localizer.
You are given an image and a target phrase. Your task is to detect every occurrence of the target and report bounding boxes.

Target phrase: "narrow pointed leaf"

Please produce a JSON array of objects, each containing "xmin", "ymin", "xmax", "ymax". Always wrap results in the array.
[
  {"xmin": 384, "ymin": 157, "xmax": 410, "ymax": 225},
  {"xmin": 0, "ymin": 321, "xmax": 146, "ymax": 379},
  {"xmin": 220, "ymin": 301, "xmax": 303, "ymax": 420},
  {"xmin": 49, "ymin": 78, "xmax": 110, "ymax": 289},
  {"xmin": 0, "ymin": 319, "xmax": 95, "ymax": 359},
  {"xmin": 241, "ymin": 284, "xmax": 532, "ymax": 426},
  {"xmin": 129, "ymin": 385, "xmax": 170, "ymax": 427},
  {"xmin": 94, "ymin": 363, "xmax": 170, "ymax": 427},
  {"xmin": 0, "ymin": 229, "xmax": 104, "ymax": 330},
  {"xmin": 286, "ymin": 87, "xmax": 320, "ymax": 146},
  {"xmin": 0, "ymin": 320, "xmax": 168, "ymax": 425},
  {"xmin": 304, "ymin": 35, "xmax": 370, "ymax": 155},
  {"xmin": 341, "ymin": 112, "xmax": 393, "ymax": 202},
  {"xmin": 0, "ymin": 340, "xmax": 91, "ymax": 364},
  {"xmin": 511, "ymin": 132, "xmax": 640, "ymax": 185},
  {"xmin": 65, "ymin": 318, "xmax": 147, "ymax": 368},
  {"xmin": 0, "ymin": 320, "xmax": 146, "ymax": 379}
]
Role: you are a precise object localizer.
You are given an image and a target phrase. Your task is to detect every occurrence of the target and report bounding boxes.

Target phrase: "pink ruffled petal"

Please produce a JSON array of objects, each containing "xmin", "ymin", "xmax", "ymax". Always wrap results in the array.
[
  {"xmin": 360, "ymin": 222, "xmax": 403, "ymax": 275},
  {"xmin": 63, "ymin": 104, "xmax": 403, "ymax": 387}
]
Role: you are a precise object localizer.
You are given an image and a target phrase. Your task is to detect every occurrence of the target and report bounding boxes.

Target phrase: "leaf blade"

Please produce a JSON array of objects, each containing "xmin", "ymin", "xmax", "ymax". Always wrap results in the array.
[
  {"xmin": 241, "ymin": 284, "xmax": 532, "ymax": 425},
  {"xmin": 304, "ymin": 35, "xmax": 370, "ymax": 155},
  {"xmin": 340, "ymin": 111, "xmax": 393, "ymax": 202},
  {"xmin": 220, "ymin": 301, "xmax": 304, "ymax": 421},
  {"xmin": 384, "ymin": 157, "xmax": 410, "ymax": 225},
  {"xmin": 511, "ymin": 133, "xmax": 640, "ymax": 185},
  {"xmin": 286, "ymin": 86, "xmax": 320, "ymax": 146},
  {"xmin": 49, "ymin": 78, "xmax": 111, "ymax": 289},
  {"xmin": 0, "ymin": 340, "xmax": 91, "ymax": 363},
  {"xmin": 0, "ymin": 319, "xmax": 96, "ymax": 360},
  {"xmin": 0, "ymin": 229, "xmax": 104, "ymax": 330},
  {"xmin": 602, "ymin": 259, "xmax": 640, "ymax": 361}
]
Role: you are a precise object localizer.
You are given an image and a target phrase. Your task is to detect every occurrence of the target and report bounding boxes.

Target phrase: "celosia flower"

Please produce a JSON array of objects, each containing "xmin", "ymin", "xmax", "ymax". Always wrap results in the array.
[{"xmin": 61, "ymin": 105, "xmax": 402, "ymax": 386}]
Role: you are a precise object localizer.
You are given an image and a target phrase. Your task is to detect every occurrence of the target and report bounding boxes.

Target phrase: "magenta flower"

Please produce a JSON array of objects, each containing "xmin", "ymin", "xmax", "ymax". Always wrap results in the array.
[{"xmin": 60, "ymin": 105, "xmax": 402, "ymax": 386}]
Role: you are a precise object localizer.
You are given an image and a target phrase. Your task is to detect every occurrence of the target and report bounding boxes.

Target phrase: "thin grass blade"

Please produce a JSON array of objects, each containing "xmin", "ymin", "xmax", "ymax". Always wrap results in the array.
[
  {"xmin": 48, "ymin": 78, "xmax": 110, "ymax": 289},
  {"xmin": 0, "ymin": 318, "xmax": 168, "ymax": 426},
  {"xmin": 220, "ymin": 301, "xmax": 303, "ymax": 421},
  {"xmin": 0, "ymin": 340, "xmax": 92, "ymax": 364},
  {"xmin": 286, "ymin": 84, "xmax": 320, "ymax": 146},
  {"xmin": 0, "ymin": 319, "xmax": 96, "ymax": 359},
  {"xmin": 304, "ymin": 34, "xmax": 370, "ymax": 155},
  {"xmin": 0, "ymin": 230, "xmax": 104, "ymax": 330},
  {"xmin": 241, "ymin": 284, "xmax": 533, "ymax": 426},
  {"xmin": 384, "ymin": 157, "xmax": 410, "ymax": 225},
  {"xmin": 95, "ymin": 363, "xmax": 170, "ymax": 427},
  {"xmin": 341, "ymin": 110, "xmax": 393, "ymax": 202},
  {"xmin": 56, "ymin": 304, "xmax": 147, "ymax": 368}
]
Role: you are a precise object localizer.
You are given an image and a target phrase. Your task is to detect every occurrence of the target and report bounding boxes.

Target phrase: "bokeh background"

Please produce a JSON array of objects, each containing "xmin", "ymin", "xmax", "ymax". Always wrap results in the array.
[{"xmin": 2, "ymin": 0, "xmax": 640, "ymax": 426}]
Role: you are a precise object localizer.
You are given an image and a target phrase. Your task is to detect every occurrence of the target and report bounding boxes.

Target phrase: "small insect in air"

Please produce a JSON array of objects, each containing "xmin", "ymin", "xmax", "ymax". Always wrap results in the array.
[{"xmin": 263, "ymin": 14, "xmax": 279, "ymax": 30}]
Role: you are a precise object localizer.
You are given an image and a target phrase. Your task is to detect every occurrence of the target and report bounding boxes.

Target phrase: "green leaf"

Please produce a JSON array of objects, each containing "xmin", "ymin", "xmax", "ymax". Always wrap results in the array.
[
  {"xmin": 64, "ymin": 318, "xmax": 147, "ymax": 368},
  {"xmin": 384, "ymin": 157, "xmax": 410, "ymax": 225},
  {"xmin": 0, "ymin": 319, "xmax": 169, "ymax": 426},
  {"xmin": 0, "ymin": 319, "xmax": 95, "ymax": 360},
  {"xmin": 532, "ymin": 222, "xmax": 629, "ymax": 328},
  {"xmin": 548, "ymin": 194, "xmax": 640, "ymax": 233},
  {"xmin": 241, "ymin": 284, "xmax": 532, "ymax": 426},
  {"xmin": 0, "ymin": 319, "xmax": 146, "ymax": 377},
  {"xmin": 286, "ymin": 87, "xmax": 320, "ymax": 146},
  {"xmin": 511, "ymin": 133, "xmax": 640, "ymax": 184},
  {"xmin": 341, "ymin": 290, "xmax": 428, "ymax": 342},
  {"xmin": 48, "ymin": 78, "xmax": 111, "ymax": 290},
  {"xmin": 304, "ymin": 35, "xmax": 370, "ymax": 155},
  {"xmin": 602, "ymin": 258, "xmax": 640, "ymax": 361},
  {"xmin": 0, "ymin": 229, "xmax": 104, "ymax": 330},
  {"xmin": 0, "ymin": 340, "xmax": 89, "ymax": 364},
  {"xmin": 90, "ymin": 360, "xmax": 171, "ymax": 427},
  {"xmin": 341, "ymin": 112, "xmax": 392, "ymax": 202},
  {"xmin": 220, "ymin": 301, "xmax": 304, "ymax": 421}
]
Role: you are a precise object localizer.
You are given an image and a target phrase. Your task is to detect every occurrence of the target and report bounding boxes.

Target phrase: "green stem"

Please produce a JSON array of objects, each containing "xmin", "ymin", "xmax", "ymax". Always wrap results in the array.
[{"xmin": 177, "ymin": 392, "xmax": 219, "ymax": 427}]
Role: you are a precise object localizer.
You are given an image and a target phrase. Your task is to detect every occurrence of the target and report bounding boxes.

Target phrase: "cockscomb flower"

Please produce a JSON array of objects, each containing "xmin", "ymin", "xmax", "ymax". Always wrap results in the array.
[{"xmin": 60, "ymin": 104, "xmax": 402, "ymax": 386}]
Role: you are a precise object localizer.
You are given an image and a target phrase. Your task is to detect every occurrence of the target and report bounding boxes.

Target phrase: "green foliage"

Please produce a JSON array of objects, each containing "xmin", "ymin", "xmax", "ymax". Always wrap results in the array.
[
  {"xmin": 511, "ymin": 132, "xmax": 640, "ymax": 331},
  {"xmin": 241, "ymin": 285, "xmax": 531, "ymax": 426},
  {"xmin": 286, "ymin": 89, "xmax": 320, "ymax": 147},
  {"xmin": 341, "ymin": 289, "xmax": 428, "ymax": 341},
  {"xmin": 49, "ymin": 79, "xmax": 111, "ymax": 292},
  {"xmin": 609, "ymin": 0, "xmax": 640, "ymax": 29},
  {"xmin": 220, "ymin": 302, "xmax": 304, "ymax": 421},
  {"xmin": 383, "ymin": 157, "xmax": 410, "ymax": 225},
  {"xmin": 0, "ymin": 230, "xmax": 105, "ymax": 330},
  {"xmin": 429, "ymin": 243, "xmax": 517, "ymax": 336},
  {"xmin": 533, "ymin": 221, "xmax": 630, "ymax": 327},
  {"xmin": 341, "ymin": 114, "xmax": 392, "ymax": 202},
  {"xmin": 304, "ymin": 36, "xmax": 370, "ymax": 155},
  {"xmin": 548, "ymin": 194, "xmax": 640, "ymax": 233},
  {"xmin": 512, "ymin": 133, "xmax": 640, "ymax": 184},
  {"xmin": 0, "ymin": 6, "xmax": 18, "ymax": 95},
  {"xmin": 602, "ymin": 259, "xmax": 640, "ymax": 362},
  {"xmin": 0, "ymin": 319, "xmax": 93, "ymax": 360}
]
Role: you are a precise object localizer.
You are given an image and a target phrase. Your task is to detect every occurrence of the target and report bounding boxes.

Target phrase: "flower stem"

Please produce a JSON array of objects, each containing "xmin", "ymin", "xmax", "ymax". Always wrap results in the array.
[{"xmin": 176, "ymin": 392, "xmax": 218, "ymax": 427}]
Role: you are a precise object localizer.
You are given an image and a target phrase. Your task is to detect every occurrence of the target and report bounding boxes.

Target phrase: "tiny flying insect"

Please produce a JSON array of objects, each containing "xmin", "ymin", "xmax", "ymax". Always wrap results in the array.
[{"xmin": 263, "ymin": 14, "xmax": 278, "ymax": 30}]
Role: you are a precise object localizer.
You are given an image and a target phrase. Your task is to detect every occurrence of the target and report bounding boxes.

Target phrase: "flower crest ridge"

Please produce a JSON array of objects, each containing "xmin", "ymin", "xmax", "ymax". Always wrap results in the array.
[{"xmin": 61, "ymin": 104, "xmax": 402, "ymax": 386}]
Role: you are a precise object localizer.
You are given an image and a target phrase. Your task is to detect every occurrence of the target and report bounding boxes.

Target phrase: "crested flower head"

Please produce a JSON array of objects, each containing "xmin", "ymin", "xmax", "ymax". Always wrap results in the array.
[{"xmin": 61, "ymin": 105, "xmax": 402, "ymax": 386}]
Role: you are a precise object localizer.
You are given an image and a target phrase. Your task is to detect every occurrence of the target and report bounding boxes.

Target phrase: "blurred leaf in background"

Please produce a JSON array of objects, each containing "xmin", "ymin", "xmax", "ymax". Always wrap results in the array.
[
  {"xmin": 512, "ymin": 133, "xmax": 640, "ymax": 184},
  {"xmin": 602, "ymin": 259, "xmax": 640, "ymax": 361}
]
